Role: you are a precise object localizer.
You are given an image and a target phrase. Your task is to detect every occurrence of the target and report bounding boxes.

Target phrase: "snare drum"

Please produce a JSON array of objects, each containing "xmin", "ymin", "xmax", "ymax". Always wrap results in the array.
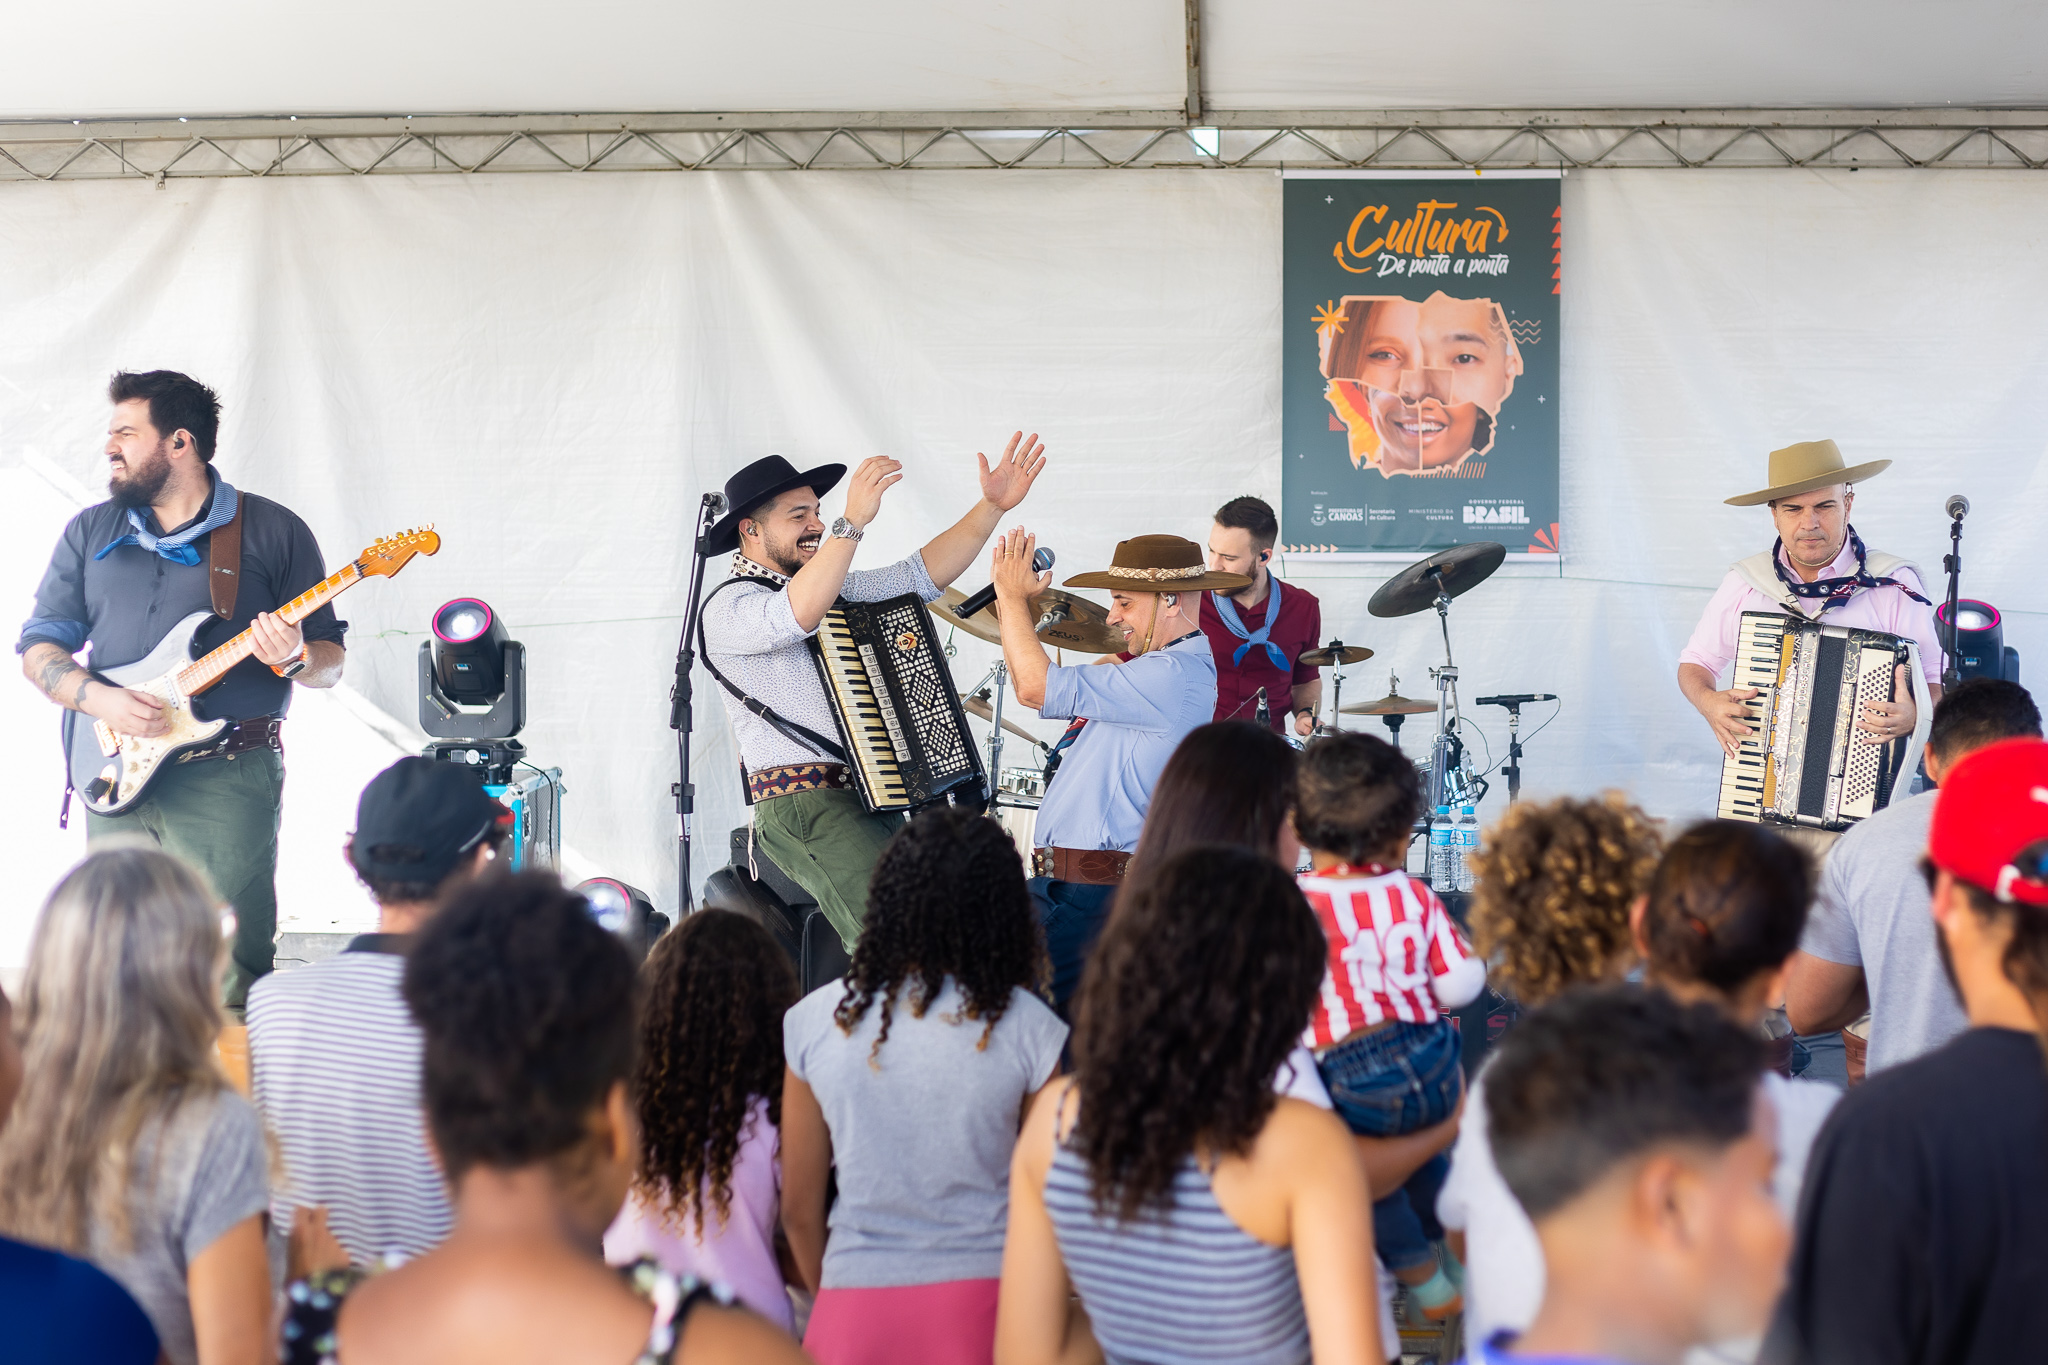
[{"xmin": 993, "ymin": 793, "xmax": 1040, "ymax": 864}]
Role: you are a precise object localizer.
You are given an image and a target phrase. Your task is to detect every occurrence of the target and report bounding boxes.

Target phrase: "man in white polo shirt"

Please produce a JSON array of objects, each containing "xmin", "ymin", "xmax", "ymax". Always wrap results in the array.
[{"xmin": 247, "ymin": 757, "xmax": 510, "ymax": 1267}]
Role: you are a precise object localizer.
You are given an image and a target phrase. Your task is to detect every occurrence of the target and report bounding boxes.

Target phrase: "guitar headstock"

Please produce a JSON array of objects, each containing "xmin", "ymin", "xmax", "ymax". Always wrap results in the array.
[{"xmin": 357, "ymin": 525, "xmax": 442, "ymax": 579}]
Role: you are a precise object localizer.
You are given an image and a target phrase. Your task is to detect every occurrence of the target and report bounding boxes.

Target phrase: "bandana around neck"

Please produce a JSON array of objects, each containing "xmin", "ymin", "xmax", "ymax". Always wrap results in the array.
[
  {"xmin": 1770, "ymin": 524, "xmax": 1930, "ymax": 615},
  {"xmin": 1211, "ymin": 583, "xmax": 1288, "ymax": 671},
  {"xmin": 94, "ymin": 474, "xmax": 238, "ymax": 567}
]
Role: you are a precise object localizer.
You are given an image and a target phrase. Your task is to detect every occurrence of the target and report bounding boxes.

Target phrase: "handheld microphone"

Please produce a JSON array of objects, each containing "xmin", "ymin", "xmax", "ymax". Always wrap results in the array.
[
  {"xmin": 1255, "ymin": 686, "xmax": 1270, "ymax": 726},
  {"xmin": 956, "ymin": 548, "xmax": 1054, "ymax": 620},
  {"xmin": 1946, "ymin": 494, "xmax": 1970, "ymax": 521},
  {"xmin": 1475, "ymin": 693, "xmax": 1556, "ymax": 708}
]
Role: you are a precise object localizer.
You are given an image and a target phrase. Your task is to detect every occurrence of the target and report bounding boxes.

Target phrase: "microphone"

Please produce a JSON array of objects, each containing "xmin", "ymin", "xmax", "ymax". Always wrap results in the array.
[
  {"xmin": 955, "ymin": 548, "xmax": 1054, "ymax": 620},
  {"xmin": 1255, "ymin": 686, "xmax": 1270, "ymax": 727},
  {"xmin": 705, "ymin": 491, "xmax": 729, "ymax": 518},
  {"xmin": 1946, "ymin": 494, "xmax": 1970, "ymax": 521},
  {"xmin": 1476, "ymin": 693, "xmax": 1556, "ymax": 708}
]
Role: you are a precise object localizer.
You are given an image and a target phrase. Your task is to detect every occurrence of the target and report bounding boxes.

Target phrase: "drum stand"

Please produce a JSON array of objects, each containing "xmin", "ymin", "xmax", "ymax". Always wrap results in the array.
[
  {"xmin": 1424, "ymin": 568, "xmax": 1476, "ymax": 812},
  {"xmin": 963, "ymin": 660, "xmax": 1014, "ymax": 785}
]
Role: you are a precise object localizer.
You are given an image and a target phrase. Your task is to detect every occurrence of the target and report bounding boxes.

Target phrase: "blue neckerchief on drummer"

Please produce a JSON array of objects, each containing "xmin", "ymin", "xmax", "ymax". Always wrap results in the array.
[
  {"xmin": 93, "ymin": 474, "xmax": 239, "ymax": 567},
  {"xmin": 1210, "ymin": 583, "xmax": 1289, "ymax": 672}
]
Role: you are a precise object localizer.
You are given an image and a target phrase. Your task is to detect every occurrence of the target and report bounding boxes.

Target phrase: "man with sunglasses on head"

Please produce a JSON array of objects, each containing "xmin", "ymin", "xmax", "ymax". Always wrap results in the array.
[{"xmin": 1768, "ymin": 736, "xmax": 2048, "ymax": 1365}]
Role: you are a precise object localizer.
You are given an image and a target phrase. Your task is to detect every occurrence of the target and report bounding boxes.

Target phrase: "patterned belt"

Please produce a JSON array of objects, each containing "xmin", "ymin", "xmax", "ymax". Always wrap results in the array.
[
  {"xmin": 747, "ymin": 763, "xmax": 854, "ymax": 803},
  {"xmin": 1031, "ymin": 846, "xmax": 1132, "ymax": 886},
  {"xmin": 177, "ymin": 716, "xmax": 283, "ymax": 764}
]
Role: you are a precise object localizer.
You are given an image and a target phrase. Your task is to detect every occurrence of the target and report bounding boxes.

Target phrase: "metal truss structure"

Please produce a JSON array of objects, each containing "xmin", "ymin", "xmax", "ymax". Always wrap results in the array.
[{"xmin": 6, "ymin": 108, "xmax": 2048, "ymax": 182}]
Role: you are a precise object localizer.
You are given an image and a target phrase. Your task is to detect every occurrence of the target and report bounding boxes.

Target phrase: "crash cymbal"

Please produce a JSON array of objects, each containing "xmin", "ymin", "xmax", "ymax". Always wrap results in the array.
[
  {"xmin": 1366, "ymin": 542, "xmax": 1508, "ymax": 619},
  {"xmin": 964, "ymin": 692, "xmax": 1043, "ymax": 746},
  {"xmin": 928, "ymin": 586, "xmax": 1123, "ymax": 655},
  {"xmin": 1299, "ymin": 640, "xmax": 1375, "ymax": 669},
  {"xmin": 1339, "ymin": 693, "xmax": 1439, "ymax": 717}
]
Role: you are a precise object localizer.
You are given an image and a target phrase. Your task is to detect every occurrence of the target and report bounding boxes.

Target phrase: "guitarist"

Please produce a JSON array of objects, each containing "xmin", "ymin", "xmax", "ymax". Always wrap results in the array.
[{"xmin": 17, "ymin": 371, "xmax": 348, "ymax": 1012}]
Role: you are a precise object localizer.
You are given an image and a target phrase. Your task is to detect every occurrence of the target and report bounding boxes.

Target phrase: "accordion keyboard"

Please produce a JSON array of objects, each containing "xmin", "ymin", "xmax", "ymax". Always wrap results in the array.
[
  {"xmin": 1717, "ymin": 614, "xmax": 1787, "ymax": 823},
  {"xmin": 812, "ymin": 594, "xmax": 983, "ymax": 813},
  {"xmin": 813, "ymin": 629, "xmax": 913, "ymax": 810}
]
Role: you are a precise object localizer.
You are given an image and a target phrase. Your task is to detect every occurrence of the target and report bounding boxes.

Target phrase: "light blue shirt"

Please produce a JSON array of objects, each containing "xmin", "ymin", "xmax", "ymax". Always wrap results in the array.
[{"xmin": 1032, "ymin": 633, "xmax": 1217, "ymax": 853}]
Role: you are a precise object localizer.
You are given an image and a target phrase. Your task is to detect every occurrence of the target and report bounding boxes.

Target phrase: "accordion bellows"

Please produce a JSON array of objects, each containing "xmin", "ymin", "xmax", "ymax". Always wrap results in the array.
[
  {"xmin": 1719, "ymin": 611, "xmax": 1912, "ymax": 831},
  {"xmin": 809, "ymin": 593, "xmax": 986, "ymax": 814}
]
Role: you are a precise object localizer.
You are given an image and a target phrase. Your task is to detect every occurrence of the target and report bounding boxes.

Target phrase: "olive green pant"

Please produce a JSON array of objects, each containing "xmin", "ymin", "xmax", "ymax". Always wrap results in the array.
[
  {"xmin": 750, "ymin": 786, "xmax": 903, "ymax": 951},
  {"xmin": 86, "ymin": 746, "xmax": 283, "ymax": 1013}
]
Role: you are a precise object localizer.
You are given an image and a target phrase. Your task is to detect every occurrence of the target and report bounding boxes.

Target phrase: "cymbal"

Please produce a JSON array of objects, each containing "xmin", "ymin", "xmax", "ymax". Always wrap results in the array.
[
  {"xmin": 1299, "ymin": 641, "xmax": 1375, "ymax": 669},
  {"xmin": 1367, "ymin": 542, "xmax": 1508, "ymax": 619},
  {"xmin": 928, "ymin": 587, "xmax": 1124, "ymax": 655},
  {"xmin": 964, "ymin": 692, "xmax": 1043, "ymax": 746},
  {"xmin": 1339, "ymin": 693, "xmax": 1439, "ymax": 717}
]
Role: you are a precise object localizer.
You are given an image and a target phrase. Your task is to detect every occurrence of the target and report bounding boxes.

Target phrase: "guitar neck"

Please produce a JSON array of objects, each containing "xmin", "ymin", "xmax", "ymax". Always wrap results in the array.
[{"xmin": 175, "ymin": 561, "xmax": 363, "ymax": 695}]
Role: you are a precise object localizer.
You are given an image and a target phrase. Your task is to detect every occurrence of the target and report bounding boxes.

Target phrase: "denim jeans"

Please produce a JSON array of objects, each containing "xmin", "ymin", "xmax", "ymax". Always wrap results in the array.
[
  {"xmin": 1374, "ymin": 1151, "xmax": 1450, "ymax": 1273},
  {"xmin": 1317, "ymin": 1017, "xmax": 1464, "ymax": 1138},
  {"xmin": 1027, "ymin": 876, "xmax": 1116, "ymax": 1017}
]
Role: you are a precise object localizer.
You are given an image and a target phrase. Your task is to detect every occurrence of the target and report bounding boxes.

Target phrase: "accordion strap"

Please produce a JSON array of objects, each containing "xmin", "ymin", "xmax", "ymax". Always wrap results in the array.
[{"xmin": 698, "ymin": 577, "xmax": 850, "ymax": 767}]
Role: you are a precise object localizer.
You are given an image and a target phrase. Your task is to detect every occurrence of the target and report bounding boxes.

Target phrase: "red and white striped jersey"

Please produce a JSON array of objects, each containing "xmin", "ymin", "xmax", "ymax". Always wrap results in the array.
[{"xmin": 1299, "ymin": 863, "xmax": 1485, "ymax": 1047}]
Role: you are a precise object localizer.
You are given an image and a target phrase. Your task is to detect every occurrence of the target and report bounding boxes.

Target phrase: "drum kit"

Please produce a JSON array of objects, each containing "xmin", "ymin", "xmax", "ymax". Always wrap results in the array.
[{"xmin": 923, "ymin": 539, "xmax": 1552, "ymax": 857}]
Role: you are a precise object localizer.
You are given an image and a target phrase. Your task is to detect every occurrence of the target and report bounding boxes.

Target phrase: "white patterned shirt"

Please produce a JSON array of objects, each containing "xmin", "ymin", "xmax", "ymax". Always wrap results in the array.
[{"xmin": 702, "ymin": 550, "xmax": 941, "ymax": 774}]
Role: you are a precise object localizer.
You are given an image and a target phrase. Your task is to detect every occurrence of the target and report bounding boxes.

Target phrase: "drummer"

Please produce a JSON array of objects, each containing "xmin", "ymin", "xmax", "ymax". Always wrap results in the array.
[{"xmin": 1202, "ymin": 496, "xmax": 1325, "ymax": 736}]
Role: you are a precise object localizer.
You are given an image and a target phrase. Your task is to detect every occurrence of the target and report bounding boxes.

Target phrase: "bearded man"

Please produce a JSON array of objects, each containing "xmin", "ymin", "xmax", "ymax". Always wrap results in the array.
[
  {"xmin": 18, "ymin": 370, "xmax": 349, "ymax": 1012},
  {"xmin": 990, "ymin": 530, "xmax": 1248, "ymax": 1011},
  {"xmin": 1679, "ymin": 439, "xmax": 1943, "ymax": 760},
  {"xmin": 699, "ymin": 435, "xmax": 1045, "ymax": 951}
]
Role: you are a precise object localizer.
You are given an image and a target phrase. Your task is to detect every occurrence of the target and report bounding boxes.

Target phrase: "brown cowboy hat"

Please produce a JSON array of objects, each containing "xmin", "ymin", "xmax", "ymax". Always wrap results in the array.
[
  {"xmin": 1062, "ymin": 534, "xmax": 1252, "ymax": 593},
  {"xmin": 1725, "ymin": 439, "xmax": 1891, "ymax": 507}
]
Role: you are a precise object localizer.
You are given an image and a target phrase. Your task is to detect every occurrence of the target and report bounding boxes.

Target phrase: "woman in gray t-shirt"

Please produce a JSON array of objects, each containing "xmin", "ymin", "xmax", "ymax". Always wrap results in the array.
[
  {"xmin": 783, "ymin": 807, "xmax": 1067, "ymax": 1365},
  {"xmin": 0, "ymin": 848, "xmax": 273, "ymax": 1365}
]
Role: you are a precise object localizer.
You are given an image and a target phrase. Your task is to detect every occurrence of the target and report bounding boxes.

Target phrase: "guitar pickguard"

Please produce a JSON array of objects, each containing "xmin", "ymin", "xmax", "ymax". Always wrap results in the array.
[{"xmin": 85, "ymin": 674, "xmax": 229, "ymax": 813}]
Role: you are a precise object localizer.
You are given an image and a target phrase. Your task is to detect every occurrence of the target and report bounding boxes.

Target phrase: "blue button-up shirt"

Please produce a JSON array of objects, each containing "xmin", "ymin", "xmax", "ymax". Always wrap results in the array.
[{"xmin": 1032, "ymin": 632, "xmax": 1217, "ymax": 853}]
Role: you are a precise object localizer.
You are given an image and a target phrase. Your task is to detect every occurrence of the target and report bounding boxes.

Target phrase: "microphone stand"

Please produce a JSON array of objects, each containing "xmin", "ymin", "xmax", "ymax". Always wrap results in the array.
[
  {"xmin": 669, "ymin": 493, "xmax": 722, "ymax": 915},
  {"xmin": 1941, "ymin": 509, "xmax": 1965, "ymax": 690}
]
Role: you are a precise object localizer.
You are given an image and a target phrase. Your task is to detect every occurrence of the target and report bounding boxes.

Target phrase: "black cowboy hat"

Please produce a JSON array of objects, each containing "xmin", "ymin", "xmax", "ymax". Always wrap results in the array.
[{"xmin": 704, "ymin": 455, "xmax": 847, "ymax": 555}]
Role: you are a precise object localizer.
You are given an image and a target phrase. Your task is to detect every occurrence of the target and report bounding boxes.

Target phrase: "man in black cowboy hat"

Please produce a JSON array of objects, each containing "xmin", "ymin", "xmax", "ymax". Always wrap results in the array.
[
  {"xmin": 989, "ymin": 528, "xmax": 1249, "ymax": 1010},
  {"xmin": 700, "ymin": 435, "xmax": 1046, "ymax": 949}
]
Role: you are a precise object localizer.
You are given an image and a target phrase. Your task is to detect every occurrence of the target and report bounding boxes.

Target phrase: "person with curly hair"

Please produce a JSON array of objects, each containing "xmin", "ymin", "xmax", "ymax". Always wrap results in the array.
[
  {"xmin": 277, "ymin": 872, "xmax": 807, "ymax": 1365},
  {"xmin": 782, "ymin": 806, "xmax": 1066, "ymax": 1365},
  {"xmin": 1291, "ymin": 731, "xmax": 1485, "ymax": 1324},
  {"xmin": 1436, "ymin": 792, "xmax": 1662, "ymax": 1351},
  {"xmin": 998, "ymin": 845, "xmax": 1380, "ymax": 1365},
  {"xmin": 606, "ymin": 910, "xmax": 800, "ymax": 1332}
]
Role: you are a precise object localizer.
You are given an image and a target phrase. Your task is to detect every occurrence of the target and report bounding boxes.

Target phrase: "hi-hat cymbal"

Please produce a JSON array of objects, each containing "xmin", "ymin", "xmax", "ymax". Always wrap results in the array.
[
  {"xmin": 1367, "ymin": 542, "xmax": 1508, "ymax": 619},
  {"xmin": 964, "ymin": 692, "xmax": 1043, "ymax": 746},
  {"xmin": 928, "ymin": 587, "xmax": 1124, "ymax": 655},
  {"xmin": 1339, "ymin": 693, "xmax": 1439, "ymax": 716},
  {"xmin": 1299, "ymin": 641, "xmax": 1375, "ymax": 669}
]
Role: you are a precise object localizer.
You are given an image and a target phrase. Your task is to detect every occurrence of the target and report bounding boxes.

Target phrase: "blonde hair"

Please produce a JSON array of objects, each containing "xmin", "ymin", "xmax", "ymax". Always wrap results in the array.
[
  {"xmin": 1467, "ymin": 794, "xmax": 1662, "ymax": 1007},
  {"xmin": 0, "ymin": 846, "xmax": 227, "ymax": 1252}
]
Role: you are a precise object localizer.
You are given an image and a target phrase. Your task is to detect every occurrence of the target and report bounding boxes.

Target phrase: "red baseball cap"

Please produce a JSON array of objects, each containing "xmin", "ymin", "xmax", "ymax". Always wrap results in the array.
[{"xmin": 1928, "ymin": 737, "xmax": 2048, "ymax": 908}]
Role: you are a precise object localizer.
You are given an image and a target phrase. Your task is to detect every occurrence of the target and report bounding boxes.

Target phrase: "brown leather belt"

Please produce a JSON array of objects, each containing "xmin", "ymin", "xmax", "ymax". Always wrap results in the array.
[
  {"xmin": 747, "ymin": 763, "xmax": 854, "ymax": 803},
  {"xmin": 178, "ymin": 716, "xmax": 283, "ymax": 765},
  {"xmin": 1032, "ymin": 846, "xmax": 1131, "ymax": 886}
]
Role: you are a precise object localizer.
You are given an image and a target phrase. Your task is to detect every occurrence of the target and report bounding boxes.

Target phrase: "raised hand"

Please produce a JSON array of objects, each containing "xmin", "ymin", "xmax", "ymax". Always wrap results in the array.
[
  {"xmin": 977, "ymin": 432, "xmax": 1047, "ymax": 513},
  {"xmin": 990, "ymin": 527, "xmax": 1052, "ymax": 602},
  {"xmin": 844, "ymin": 456, "xmax": 905, "ymax": 529}
]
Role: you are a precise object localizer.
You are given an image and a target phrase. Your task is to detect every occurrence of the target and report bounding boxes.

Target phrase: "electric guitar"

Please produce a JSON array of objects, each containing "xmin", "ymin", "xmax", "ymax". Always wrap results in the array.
[{"xmin": 66, "ymin": 526, "xmax": 441, "ymax": 817}]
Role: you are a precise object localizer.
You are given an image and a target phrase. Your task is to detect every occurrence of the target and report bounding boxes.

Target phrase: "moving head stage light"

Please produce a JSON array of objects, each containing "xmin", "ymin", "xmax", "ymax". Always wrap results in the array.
[
  {"xmin": 576, "ymin": 877, "xmax": 671, "ymax": 961},
  {"xmin": 1938, "ymin": 599, "xmax": 2022, "ymax": 684},
  {"xmin": 418, "ymin": 597, "xmax": 561, "ymax": 871}
]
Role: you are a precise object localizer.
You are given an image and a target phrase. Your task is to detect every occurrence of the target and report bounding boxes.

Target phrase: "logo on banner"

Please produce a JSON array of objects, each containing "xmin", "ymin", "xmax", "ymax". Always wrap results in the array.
[
  {"xmin": 1325, "ymin": 507, "xmax": 1365, "ymax": 522},
  {"xmin": 1463, "ymin": 502, "xmax": 1529, "ymax": 526}
]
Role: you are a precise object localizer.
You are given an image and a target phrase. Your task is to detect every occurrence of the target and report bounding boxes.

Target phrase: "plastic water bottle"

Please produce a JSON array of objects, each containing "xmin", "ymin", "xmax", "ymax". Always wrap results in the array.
[
  {"xmin": 1428, "ymin": 806, "xmax": 1455, "ymax": 889},
  {"xmin": 1455, "ymin": 805, "xmax": 1481, "ymax": 892}
]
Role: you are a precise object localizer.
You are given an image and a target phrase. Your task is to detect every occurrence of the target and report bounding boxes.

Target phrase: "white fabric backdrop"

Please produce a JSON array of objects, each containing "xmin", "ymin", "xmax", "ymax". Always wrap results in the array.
[{"xmin": 0, "ymin": 167, "xmax": 2042, "ymax": 931}]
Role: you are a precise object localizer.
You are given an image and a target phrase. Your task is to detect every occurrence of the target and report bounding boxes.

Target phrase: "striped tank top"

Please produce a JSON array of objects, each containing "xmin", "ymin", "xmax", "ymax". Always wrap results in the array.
[{"xmin": 1042, "ymin": 1140, "xmax": 1310, "ymax": 1365}]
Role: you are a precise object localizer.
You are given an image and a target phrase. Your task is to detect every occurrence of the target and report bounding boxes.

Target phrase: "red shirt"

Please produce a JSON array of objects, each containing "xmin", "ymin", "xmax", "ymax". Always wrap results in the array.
[
  {"xmin": 1198, "ymin": 578, "xmax": 1323, "ymax": 732},
  {"xmin": 1298, "ymin": 863, "xmax": 1483, "ymax": 1046}
]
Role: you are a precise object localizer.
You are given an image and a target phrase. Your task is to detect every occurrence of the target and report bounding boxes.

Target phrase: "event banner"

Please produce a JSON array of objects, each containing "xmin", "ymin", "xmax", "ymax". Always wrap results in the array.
[{"xmin": 1281, "ymin": 174, "xmax": 1561, "ymax": 557}]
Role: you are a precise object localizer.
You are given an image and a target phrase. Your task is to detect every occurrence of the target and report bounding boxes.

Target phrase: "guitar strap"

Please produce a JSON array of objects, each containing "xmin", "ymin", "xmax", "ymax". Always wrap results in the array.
[
  {"xmin": 696, "ymin": 577, "xmax": 851, "ymax": 772},
  {"xmin": 208, "ymin": 500, "xmax": 243, "ymax": 620}
]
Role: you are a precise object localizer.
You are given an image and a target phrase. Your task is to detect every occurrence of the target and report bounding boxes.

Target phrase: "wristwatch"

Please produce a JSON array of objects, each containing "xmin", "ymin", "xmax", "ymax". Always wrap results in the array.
[
  {"xmin": 272, "ymin": 643, "xmax": 310, "ymax": 680},
  {"xmin": 829, "ymin": 516, "xmax": 863, "ymax": 543}
]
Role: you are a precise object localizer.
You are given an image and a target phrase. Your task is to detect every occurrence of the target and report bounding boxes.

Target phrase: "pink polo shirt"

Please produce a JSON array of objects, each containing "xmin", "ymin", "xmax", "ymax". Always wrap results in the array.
[{"xmin": 1680, "ymin": 541, "xmax": 1943, "ymax": 689}]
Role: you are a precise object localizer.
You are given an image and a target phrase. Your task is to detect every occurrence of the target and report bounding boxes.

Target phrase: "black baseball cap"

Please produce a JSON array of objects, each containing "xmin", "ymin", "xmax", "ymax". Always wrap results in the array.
[{"xmin": 349, "ymin": 756, "xmax": 512, "ymax": 885}]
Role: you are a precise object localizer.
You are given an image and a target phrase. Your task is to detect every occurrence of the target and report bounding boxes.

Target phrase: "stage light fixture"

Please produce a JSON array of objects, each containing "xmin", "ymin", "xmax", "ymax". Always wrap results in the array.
[
  {"xmin": 419, "ymin": 597, "xmax": 526, "ymax": 741},
  {"xmin": 575, "ymin": 877, "xmax": 671, "ymax": 959},
  {"xmin": 1937, "ymin": 598, "xmax": 2021, "ymax": 684}
]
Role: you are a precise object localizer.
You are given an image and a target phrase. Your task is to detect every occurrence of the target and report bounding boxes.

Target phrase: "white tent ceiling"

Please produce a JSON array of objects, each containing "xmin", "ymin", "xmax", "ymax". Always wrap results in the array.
[{"xmin": 3, "ymin": 0, "xmax": 2045, "ymax": 121}]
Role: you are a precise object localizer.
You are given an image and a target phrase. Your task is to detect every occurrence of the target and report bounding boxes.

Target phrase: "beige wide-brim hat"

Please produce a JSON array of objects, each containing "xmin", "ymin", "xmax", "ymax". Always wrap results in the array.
[
  {"xmin": 1725, "ymin": 439, "xmax": 1892, "ymax": 507},
  {"xmin": 1063, "ymin": 534, "xmax": 1252, "ymax": 593}
]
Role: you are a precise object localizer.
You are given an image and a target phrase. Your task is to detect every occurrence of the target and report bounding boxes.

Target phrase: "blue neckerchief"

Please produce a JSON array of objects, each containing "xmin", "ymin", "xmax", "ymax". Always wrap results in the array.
[
  {"xmin": 1210, "ymin": 581, "xmax": 1288, "ymax": 671},
  {"xmin": 1770, "ymin": 524, "xmax": 1931, "ymax": 617},
  {"xmin": 93, "ymin": 475, "xmax": 239, "ymax": 567}
]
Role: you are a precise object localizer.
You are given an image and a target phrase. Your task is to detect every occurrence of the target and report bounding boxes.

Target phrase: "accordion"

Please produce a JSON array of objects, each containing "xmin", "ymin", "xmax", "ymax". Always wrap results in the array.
[
  {"xmin": 1717, "ymin": 611, "xmax": 1912, "ymax": 831},
  {"xmin": 809, "ymin": 593, "xmax": 986, "ymax": 814}
]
